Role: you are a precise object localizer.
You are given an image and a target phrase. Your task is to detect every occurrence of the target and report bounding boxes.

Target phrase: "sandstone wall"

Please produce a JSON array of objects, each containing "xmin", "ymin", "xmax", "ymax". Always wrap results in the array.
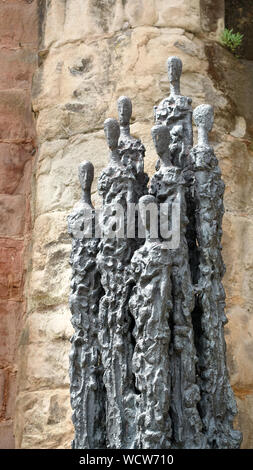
[
  {"xmin": 14, "ymin": 0, "xmax": 253, "ymax": 448},
  {"xmin": 0, "ymin": 0, "xmax": 38, "ymax": 448}
]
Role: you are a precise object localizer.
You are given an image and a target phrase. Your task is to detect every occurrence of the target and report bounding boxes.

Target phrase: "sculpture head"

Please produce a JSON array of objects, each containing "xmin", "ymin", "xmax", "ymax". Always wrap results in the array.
[
  {"xmin": 78, "ymin": 160, "xmax": 94, "ymax": 192},
  {"xmin": 193, "ymin": 104, "xmax": 214, "ymax": 133},
  {"xmin": 151, "ymin": 124, "xmax": 170, "ymax": 158},
  {"xmin": 167, "ymin": 56, "xmax": 182, "ymax": 84},
  {"xmin": 117, "ymin": 96, "xmax": 132, "ymax": 126},
  {"xmin": 104, "ymin": 118, "xmax": 120, "ymax": 151},
  {"xmin": 139, "ymin": 194, "xmax": 157, "ymax": 237}
]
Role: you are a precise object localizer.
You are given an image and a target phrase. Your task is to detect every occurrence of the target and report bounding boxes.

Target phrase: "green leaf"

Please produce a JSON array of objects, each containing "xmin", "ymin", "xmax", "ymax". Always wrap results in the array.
[{"xmin": 220, "ymin": 28, "xmax": 243, "ymax": 56}]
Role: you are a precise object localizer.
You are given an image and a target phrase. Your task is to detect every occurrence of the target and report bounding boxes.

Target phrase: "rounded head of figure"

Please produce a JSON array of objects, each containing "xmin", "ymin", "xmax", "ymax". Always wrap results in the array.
[
  {"xmin": 193, "ymin": 104, "xmax": 214, "ymax": 132},
  {"xmin": 170, "ymin": 124, "xmax": 183, "ymax": 141},
  {"xmin": 117, "ymin": 96, "xmax": 132, "ymax": 126},
  {"xmin": 167, "ymin": 56, "xmax": 182, "ymax": 83},
  {"xmin": 78, "ymin": 160, "xmax": 94, "ymax": 191},
  {"xmin": 151, "ymin": 124, "xmax": 170, "ymax": 157},
  {"xmin": 104, "ymin": 118, "xmax": 120, "ymax": 150},
  {"xmin": 139, "ymin": 195, "xmax": 157, "ymax": 234}
]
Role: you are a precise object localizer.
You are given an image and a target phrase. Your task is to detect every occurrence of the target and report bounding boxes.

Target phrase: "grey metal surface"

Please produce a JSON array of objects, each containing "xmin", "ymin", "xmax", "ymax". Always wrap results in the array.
[
  {"xmin": 150, "ymin": 124, "xmax": 203, "ymax": 449},
  {"xmin": 154, "ymin": 56, "xmax": 193, "ymax": 170},
  {"xmin": 191, "ymin": 104, "xmax": 242, "ymax": 448},
  {"xmin": 129, "ymin": 193, "xmax": 173, "ymax": 448},
  {"xmin": 68, "ymin": 161, "xmax": 105, "ymax": 449},
  {"xmin": 97, "ymin": 118, "xmax": 142, "ymax": 448},
  {"xmin": 69, "ymin": 58, "xmax": 242, "ymax": 449},
  {"xmin": 117, "ymin": 96, "xmax": 149, "ymax": 199}
]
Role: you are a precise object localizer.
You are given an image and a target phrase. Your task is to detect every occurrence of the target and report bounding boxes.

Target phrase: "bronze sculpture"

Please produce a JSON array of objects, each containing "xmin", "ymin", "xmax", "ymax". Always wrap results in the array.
[{"xmin": 68, "ymin": 57, "xmax": 242, "ymax": 449}]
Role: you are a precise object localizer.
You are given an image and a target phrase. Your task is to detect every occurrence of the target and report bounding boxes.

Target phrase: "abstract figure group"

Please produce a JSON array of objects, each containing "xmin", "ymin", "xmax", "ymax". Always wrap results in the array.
[{"xmin": 68, "ymin": 57, "xmax": 242, "ymax": 449}]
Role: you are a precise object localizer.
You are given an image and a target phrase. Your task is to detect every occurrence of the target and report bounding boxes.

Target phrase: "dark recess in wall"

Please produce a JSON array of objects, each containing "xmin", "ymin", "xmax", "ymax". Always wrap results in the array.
[
  {"xmin": 200, "ymin": 0, "xmax": 224, "ymax": 32},
  {"xmin": 225, "ymin": 0, "xmax": 253, "ymax": 60}
]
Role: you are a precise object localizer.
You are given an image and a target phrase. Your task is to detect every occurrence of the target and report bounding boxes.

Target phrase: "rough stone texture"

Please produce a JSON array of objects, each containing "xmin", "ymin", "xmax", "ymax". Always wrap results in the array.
[
  {"xmin": 0, "ymin": 0, "xmax": 38, "ymax": 448},
  {"xmin": 200, "ymin": 0, "xmax": 224, "ymax": 35},
  {"xmin": 14, "ymin": 0, "xmax": 253, "ymax": 448}
]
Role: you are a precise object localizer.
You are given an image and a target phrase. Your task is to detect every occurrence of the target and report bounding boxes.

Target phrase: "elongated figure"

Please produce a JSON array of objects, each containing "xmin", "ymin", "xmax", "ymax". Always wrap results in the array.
[
  {"xmin": 150, "ymin": 125, "xmax": 203, "ymax": 449},
  {"xmin": 68, "ymin": 161, "xmax": 105, "ymax": 448},
  {"xmin": 129, "ymin": 194, "xmax": 173, "ymax": 448},
  {"xmin": 154, "ymin": 57, "xmax": 196, "ymax": 276},
  {"xmin": 97, "ymin": 118, "xmax": 137, "ymax": 448},
  {"xmin": 154, "ymin": 56, "xmax": 193, "ymax": 169},
  {"xmin": 117, "ymin": 95, "xmax": 149, "ymax": 197},
  {"xmin": 191, "ymin": 104, "xmax": 242, "ymax": 448}
]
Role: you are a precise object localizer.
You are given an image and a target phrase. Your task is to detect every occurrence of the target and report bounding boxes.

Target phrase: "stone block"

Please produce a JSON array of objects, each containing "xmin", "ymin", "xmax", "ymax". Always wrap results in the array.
[
  {"xmin": 0, "ymin": 240, "xmax": 24, "ymax": 301},
  {"xmin": 217, "ymin": 138, "xmax": 253, "ymax": 216},
  {"xmin": 222, "ymin": 214, "xmax": 253, "ymax": 309},
  {"xmin": 18, "ymin": 341, "xmax": 70, "ymax": 393},
  {"xmin": 0, "ymin": 195, "xmax": 25, "ymax": 237},
  {"xmin": 36, "ymin": 134, "xmax": 107, "ymax": 215},
  {"xmin": 0, "ymin": 420, "xmax": 15, "ymax": 449},
  {"xmin": 0, "ymin": 301, "xmax": 21, "ymax": 365},
  {"xmin": 226, "ymin": 305, "xmax": 253, "ymax": 390},
  {"xmin": 43, "ymin": 0, "xmax": 200, "ymax": 49},
  {"xmin": 0, "ymin": 143, "xmax": 33, "ymax": 195},
  {"xmin": 200, "ymin": 0, "xmax": 224, "ymax": 34},
  {"xmin": 0, "ymin": 90, "xmax": 35, "ymax": 142},
  {"xmin": 0, "ymin": 48, "xmax": 37, "ymax": 90},
  {"xmin": 0, "ymin": 0, "xmax": 38, "ymax": 48},
  {"xmin": 24, "ymin": 306, "xmax": 73, "ymax": 345},
  {"xmin": 0, "ymin": 369, "xmax": 5, "ymax": 412},
  {"xmin": 29, "ymin": 212, "xmax": 72, "ymax": 309},
  {"xmin": 5, "ymin": 373, "xmax": 16, "ymax": 421},
  {"xmin": 235, "ymin": 393, "xmax": 253, "ymax": 449},
  {"xmin": 34, "ymin": 29, "xmax": 206, "ymax": 141},
  {"xmin": 15, "ymin": 389, "xmax": 73, "ymax": 449},
  {"xmin": 0, "ymin": 371, "xmax": 17, "ymax": 421}
]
